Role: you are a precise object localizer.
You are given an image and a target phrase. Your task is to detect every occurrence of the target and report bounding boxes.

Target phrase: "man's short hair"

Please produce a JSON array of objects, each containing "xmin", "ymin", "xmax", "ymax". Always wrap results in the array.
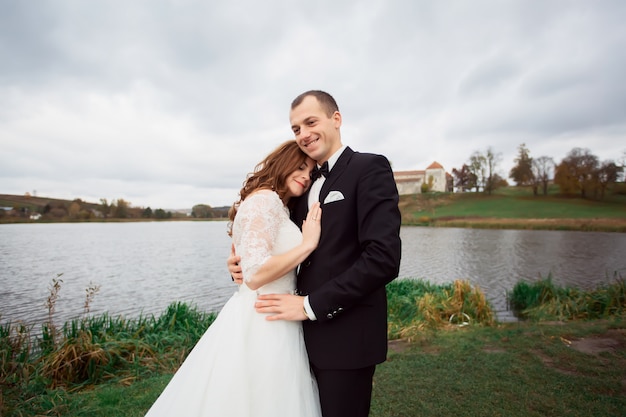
[{"xmin": 291, "ymin": 90, "xmax": 339, "ymax": 117}]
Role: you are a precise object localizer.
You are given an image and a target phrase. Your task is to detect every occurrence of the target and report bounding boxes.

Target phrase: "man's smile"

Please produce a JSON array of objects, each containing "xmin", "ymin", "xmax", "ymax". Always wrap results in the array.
[{"xmin": 303, "ymin": 138, "xmax": 319, "ymax": 148}]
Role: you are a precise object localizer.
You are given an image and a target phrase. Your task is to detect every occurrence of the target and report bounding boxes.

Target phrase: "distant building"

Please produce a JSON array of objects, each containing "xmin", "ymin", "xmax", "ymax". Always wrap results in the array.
[{"xmin": 393, "ymin": 161, "xmax": 452, "ymax": 194}]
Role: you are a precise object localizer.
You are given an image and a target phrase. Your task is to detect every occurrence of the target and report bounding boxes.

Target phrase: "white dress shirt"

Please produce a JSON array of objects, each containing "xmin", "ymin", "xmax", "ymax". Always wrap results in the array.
[
  {"xmin": 303, "ymin": 145, "xmax": 347, "ymax": 320},
  {"xmin": 308, "ymin": 145, "xmax": 346, "ymax": 208}
]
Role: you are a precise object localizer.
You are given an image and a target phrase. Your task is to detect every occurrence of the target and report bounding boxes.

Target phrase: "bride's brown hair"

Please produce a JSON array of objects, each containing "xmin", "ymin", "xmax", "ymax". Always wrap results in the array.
[{"xmin": 227, "ymin": 140, "xmax": 308, "ymax": 236}]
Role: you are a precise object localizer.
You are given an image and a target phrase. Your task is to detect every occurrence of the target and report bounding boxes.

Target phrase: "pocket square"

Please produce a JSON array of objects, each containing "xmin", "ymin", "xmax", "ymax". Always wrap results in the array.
[{"xmin": 323, "ymin": 190, "xmax": 345, "ymax": 204}]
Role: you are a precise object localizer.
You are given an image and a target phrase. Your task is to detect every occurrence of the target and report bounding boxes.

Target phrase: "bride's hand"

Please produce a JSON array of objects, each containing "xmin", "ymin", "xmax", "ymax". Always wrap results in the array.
[
  {"xmin": 227, "ymin": 243, "xmax": 243, "ymax": 284},
  {"xmin": 301, "ymin": 202, "xmax": 322, "ymax": 251}
]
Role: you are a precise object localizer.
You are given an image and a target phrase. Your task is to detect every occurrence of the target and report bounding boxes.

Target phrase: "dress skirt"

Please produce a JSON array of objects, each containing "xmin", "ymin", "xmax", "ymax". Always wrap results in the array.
[{"xmin": 144, "ymin": 284, "xmax": 321, "ymax": 417}]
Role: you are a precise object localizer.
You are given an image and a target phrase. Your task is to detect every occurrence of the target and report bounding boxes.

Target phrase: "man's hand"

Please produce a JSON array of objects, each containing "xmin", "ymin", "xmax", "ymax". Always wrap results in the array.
[
  {"xmin": 227, "ymin": 243, "xmax": 243, "ymax": 284},
  {"xmin": 255, "ymin": 294, "xmax": 307, "ymax": 321}
]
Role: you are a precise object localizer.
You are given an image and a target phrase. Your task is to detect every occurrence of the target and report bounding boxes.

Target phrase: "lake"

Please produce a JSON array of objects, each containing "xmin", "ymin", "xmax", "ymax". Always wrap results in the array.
[{"xmin": 1, "ymin": 222, "xmax": 625, "ymax": 326}]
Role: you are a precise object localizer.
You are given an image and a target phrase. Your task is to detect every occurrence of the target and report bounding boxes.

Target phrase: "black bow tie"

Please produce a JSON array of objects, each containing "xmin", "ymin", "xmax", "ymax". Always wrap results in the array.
[{"xmin": 310, "ymin": 161, "xmax": 330, "ymax": 181}]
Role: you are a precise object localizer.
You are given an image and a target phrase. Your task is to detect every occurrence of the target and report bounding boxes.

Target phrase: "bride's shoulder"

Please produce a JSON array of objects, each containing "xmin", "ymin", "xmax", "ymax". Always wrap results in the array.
[{"xmin": 240, "ymin": 189, "xmax": 282, "ymax": 209}]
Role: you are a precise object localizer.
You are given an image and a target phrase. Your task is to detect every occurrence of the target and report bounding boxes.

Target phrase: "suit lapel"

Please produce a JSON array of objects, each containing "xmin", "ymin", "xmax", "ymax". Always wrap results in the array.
[{"xmin": 320, "ymin": 147, "xmax": 354, "ymax": 200}]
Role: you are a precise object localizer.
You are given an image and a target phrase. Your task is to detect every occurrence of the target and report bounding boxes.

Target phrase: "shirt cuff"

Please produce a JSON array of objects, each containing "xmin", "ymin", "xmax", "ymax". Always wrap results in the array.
[{"xmin": 303, "ymin": 295, "xmax": 317, "ymax": 321}]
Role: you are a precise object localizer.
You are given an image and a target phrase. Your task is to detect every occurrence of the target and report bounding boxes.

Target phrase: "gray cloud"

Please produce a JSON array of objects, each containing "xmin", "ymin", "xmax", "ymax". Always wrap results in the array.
[{"xmin": 1, "ymin": 0, "xmax": 625, "ymax": 208}]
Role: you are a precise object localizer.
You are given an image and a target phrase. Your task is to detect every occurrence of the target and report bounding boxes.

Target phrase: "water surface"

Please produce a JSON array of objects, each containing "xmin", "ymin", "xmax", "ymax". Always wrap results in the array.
[{"xmin": 1, "ymin": 222, "xmax": 624, "ymax": 325}]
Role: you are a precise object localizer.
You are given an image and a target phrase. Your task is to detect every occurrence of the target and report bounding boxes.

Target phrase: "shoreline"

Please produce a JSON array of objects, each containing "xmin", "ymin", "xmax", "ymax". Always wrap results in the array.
[
  {"xmin": 2, "ymin": 217, "xmax": 626, "ymax": 232},
  {"xmin": 403, "ymin": 217, "xmax": 626, "ymax": 233}
]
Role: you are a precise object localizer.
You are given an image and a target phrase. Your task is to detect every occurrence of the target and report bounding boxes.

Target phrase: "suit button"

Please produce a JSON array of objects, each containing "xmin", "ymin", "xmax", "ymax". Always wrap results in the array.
[
  {"xmin": 326, "ymin": 313, "xmax": 333, "ymax": 319},
  {"xmin": 337, "ymin": 307, "xmax": 344, "ymax": 313}
]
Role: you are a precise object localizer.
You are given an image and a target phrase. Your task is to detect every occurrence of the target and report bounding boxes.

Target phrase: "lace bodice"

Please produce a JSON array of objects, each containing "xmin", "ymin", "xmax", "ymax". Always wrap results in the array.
[
  {"xmin": 146, "ymin": 189, "xmax": 321, "ymax": 417},
  {"xmin": 231, "ymin": 190, "xmax": 302, "ymax": 294}
]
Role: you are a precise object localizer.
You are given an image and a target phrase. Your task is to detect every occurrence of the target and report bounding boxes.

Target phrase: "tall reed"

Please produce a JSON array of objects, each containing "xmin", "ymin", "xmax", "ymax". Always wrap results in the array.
[
  {"xmin": 41, "ymin": 274, "xmax": 63, "ymax": 353},
  {"xmin": 386, "ymin": 278, "xmax": 495, "ymax": 340},
  {"xmin": 508, "ymin": 272, "xmax": 626, "ymax": 321},
  {"xmin": 0, "ymin": 278, "xmax": 217, "ymax": 415}
]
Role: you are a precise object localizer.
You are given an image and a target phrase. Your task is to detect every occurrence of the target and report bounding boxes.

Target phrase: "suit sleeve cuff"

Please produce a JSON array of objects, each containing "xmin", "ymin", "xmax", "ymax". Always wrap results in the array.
[{"xmin": 303, "ymin": 295, "xmax": 317, "ymax": 321}]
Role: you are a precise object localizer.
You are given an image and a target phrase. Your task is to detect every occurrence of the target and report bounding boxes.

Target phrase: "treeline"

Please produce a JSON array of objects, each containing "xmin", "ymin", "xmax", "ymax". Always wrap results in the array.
[
  {"xmin": 0, "ymin": 195, "xmax": 229, "ymax": 222},
  {"xmin": 0, "ymin": 197, "xmax": 178, "ymax": 221},
  {"xmin": 450, "ymin": 144, "xmax": 625, "ymax": 199},
  {"xmin": 99, "ymin": 198, "xmax": 176, "ymax": 220},
  {"xmin": 190, "ymin": 204, "xmax": 229, "ymax": 219}
]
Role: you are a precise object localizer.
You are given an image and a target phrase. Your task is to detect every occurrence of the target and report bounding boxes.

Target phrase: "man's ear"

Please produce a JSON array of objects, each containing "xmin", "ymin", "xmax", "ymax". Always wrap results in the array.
[{"xmin": 332, "ymin": 111, "xmax": 342, "ymax": 128}]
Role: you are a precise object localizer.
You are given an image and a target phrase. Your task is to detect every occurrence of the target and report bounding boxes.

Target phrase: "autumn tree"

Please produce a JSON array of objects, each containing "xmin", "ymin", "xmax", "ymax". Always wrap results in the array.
[
  {"xmin": 68, "ymin": 201, "xmax": 82, "ymax": 219},
  {"xmin": 99, "ymin": 198, "xmax": 111, "ymax": 218},
  {"xmin": 452, "ymin": 164, "xmax": 477, "ymax": 192},
  {"xmin": 112, "ymin": 199, "xmax": 130, "ymax": 218},
  {"xmin": 192, "ymin": 204, "xmax": 215, "ymax": 218},
  {"xmin": 419, "ymin": 175, "xmax": 435, "ymax": 193},
  {"xmin": 531, "ymin": 156, "xmax": 554, "ymax": 196},
  {"xmin": 596, "ymin": 160, "xmax": 622, "ymax": 199},
  {"xmin": 554, "ymin": 148, "xmax": 599, "ymax": 198},
  {"xmin": 464, "ymin": 148, "xmax": 502, "ymax": 194},
  {"xmin": 483, "ymin": 147, "xmax": 502, "ymax": 195},
  {"xmin": 509, "ymin": 143, "xmax": 534, "ymax": 186},
  {"xmin": 468, "ymin": 151, "xmax": 487, "ymax": 192}
]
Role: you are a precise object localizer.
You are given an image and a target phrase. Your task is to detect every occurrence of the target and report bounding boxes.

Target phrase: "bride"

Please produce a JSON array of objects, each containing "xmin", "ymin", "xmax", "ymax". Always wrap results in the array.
[{"xmin": 145, "ymin": 140, "xmax": 322, "ymax": 417}]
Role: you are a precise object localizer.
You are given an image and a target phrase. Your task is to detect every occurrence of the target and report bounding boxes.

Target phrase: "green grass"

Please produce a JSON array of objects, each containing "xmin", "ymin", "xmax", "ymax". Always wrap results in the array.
[
  {"xmin": 370, "ymin": 318, "xmax": 626, "ymax": 417},
  {"xmin": 437, "ymin": 194, "xmax": 625, "ymax": 219},
  {"xmin": 509, "ymin": 274, "xmax": 626, "ymax": 321},
  {"xmin": 386, "ymin": 279, "xmax": 495, "ymax": 339},
  {"xmin": 0, "ymin": 302, "xmax": 216, "ymax": 416},
  {"xmin": 400, "ymin": 186, "xmax": 626, "ymax": 231},
  {"xmin": 18, "ymin": 318, "xmax": 625, "ymax": 417},
  {"xmin": 407, "ymin": 191, "xmax": 626, "ymax": 219},
  {"xmin": 2, "ymin": 279, "xmax": 625, "ymax": 417}
]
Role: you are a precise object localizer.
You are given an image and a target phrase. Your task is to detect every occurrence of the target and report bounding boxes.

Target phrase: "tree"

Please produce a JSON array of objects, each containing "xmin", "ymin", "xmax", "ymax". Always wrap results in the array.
[
  {"xmin": 554, "ymin": 148, "xmax": 599, "ymax": 198},
  {"xmin": 143, "ymin": 207, "xmax": 153, "ymax": 218},
  {"xmin": 99, "ymin": 198, "xmax": 111, "ymax": 218},
  {"xmin": 452, "ymin": 164, "xmax": 477, "ymax": 192},
  {"xmin": 509, "ymin": 143, "xmax": 534, "ymax": 186},
  {"xmin": 484, "ymin": 147, "xmax": 502, "ymax": 195},
  {"xmin": 154, "ymin": 208, "xmax": 172, "ymax": 219},
  {"xmin": 68, "ymin": 201, "xmax": 81, "ymax": 219},
  {"xmin": 113, "ymin": 199, "xmax": 130, "ymax": 218},
  {"xmin": 596, "ymin": 160, "xmax": 622, "ymax": 199},
  {"xmin": 618, "ymin": 150, "xmax": 626, "ymax": 182},
  {"xmin": 420, "ymin": 175, "xmax": 435, "ymax": 193},
  {"xmin": 490, "ymin": 173, "xmax": 508, "ymax": 189},
  {"xmin": 531, "ymin": 156, "xmax": 554, "ymax": 196},
  {"xmin": 468, "ymin": 151, "xmax": 487, "ymax": 192},
  {"xmin": 192, "ymin": 204, "xmax": 214, "ymax": 218}
]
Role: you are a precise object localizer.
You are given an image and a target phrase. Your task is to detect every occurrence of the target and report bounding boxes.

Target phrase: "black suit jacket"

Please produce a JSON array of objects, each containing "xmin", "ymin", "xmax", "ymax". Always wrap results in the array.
[{"xmin": 292, "ymin": 147, "xmax": 402, "ymax": 370}]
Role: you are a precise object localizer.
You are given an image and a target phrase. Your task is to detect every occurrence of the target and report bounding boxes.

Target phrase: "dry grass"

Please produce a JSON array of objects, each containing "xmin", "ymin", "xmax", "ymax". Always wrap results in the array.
[
  {"xmin": 390, "ymin": 279, "xmax": 496, "ymax": 341},
  {"xmin": 435, "ymin": 217, "xmax": 626, "ymax": 232}
]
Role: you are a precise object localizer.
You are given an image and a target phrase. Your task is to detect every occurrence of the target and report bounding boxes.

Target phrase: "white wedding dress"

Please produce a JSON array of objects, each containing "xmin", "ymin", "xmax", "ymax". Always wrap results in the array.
[{"xmin": 145, "ymin": 191, "xmax": 321, "ymax": 417}]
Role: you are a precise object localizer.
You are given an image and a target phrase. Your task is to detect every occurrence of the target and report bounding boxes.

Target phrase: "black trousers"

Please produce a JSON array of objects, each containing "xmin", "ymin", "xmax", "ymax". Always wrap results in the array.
[{"xmin": 312, "ymin": 364, "xmax": 376, "ymax": 417}]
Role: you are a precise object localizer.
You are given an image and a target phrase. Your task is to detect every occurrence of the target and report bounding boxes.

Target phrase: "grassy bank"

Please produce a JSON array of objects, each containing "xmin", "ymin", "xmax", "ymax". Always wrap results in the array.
[
  {"xmin": 12, "ymin": 318, "xmax": 624, "ymax": 417},
  {"xmin": 2, "ymin": 278, "xmax": 625, "ymax": 416},
  {"xmin": 400, "ymin": 186, "xmax": 626, "ymax": 232},
  {"xmin": 371, "ymin": 318, "xmax": 626, "ymax": 417},
  {"xmin": 1, "ymin": 302, "xmax": 216, "ymax": 416}
]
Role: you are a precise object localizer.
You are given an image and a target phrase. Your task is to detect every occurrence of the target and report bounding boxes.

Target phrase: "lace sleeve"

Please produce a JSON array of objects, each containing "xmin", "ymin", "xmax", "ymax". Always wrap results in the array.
[{"xmin": 232, "ymin": 191, "xmax": 286, "ymax": 283}]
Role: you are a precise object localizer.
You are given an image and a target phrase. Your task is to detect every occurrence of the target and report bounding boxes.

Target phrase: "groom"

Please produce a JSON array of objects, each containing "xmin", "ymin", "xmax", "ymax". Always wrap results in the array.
[{"xmin": 231, "ymin": 90, "xmax": 401, "ymax": 417}]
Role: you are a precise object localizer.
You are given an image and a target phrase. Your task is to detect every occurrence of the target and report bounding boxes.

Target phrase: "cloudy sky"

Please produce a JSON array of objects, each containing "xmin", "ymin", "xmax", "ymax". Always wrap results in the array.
[{"xmin": 1, "ymin": 0, "xmax": 625, "ymax": 209}]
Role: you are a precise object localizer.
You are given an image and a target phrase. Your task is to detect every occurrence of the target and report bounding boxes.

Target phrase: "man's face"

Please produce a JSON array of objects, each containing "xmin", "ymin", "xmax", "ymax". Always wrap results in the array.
[{"xmin": 289, "ymin": 95, "xmax": 342, "ymax": 164}]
